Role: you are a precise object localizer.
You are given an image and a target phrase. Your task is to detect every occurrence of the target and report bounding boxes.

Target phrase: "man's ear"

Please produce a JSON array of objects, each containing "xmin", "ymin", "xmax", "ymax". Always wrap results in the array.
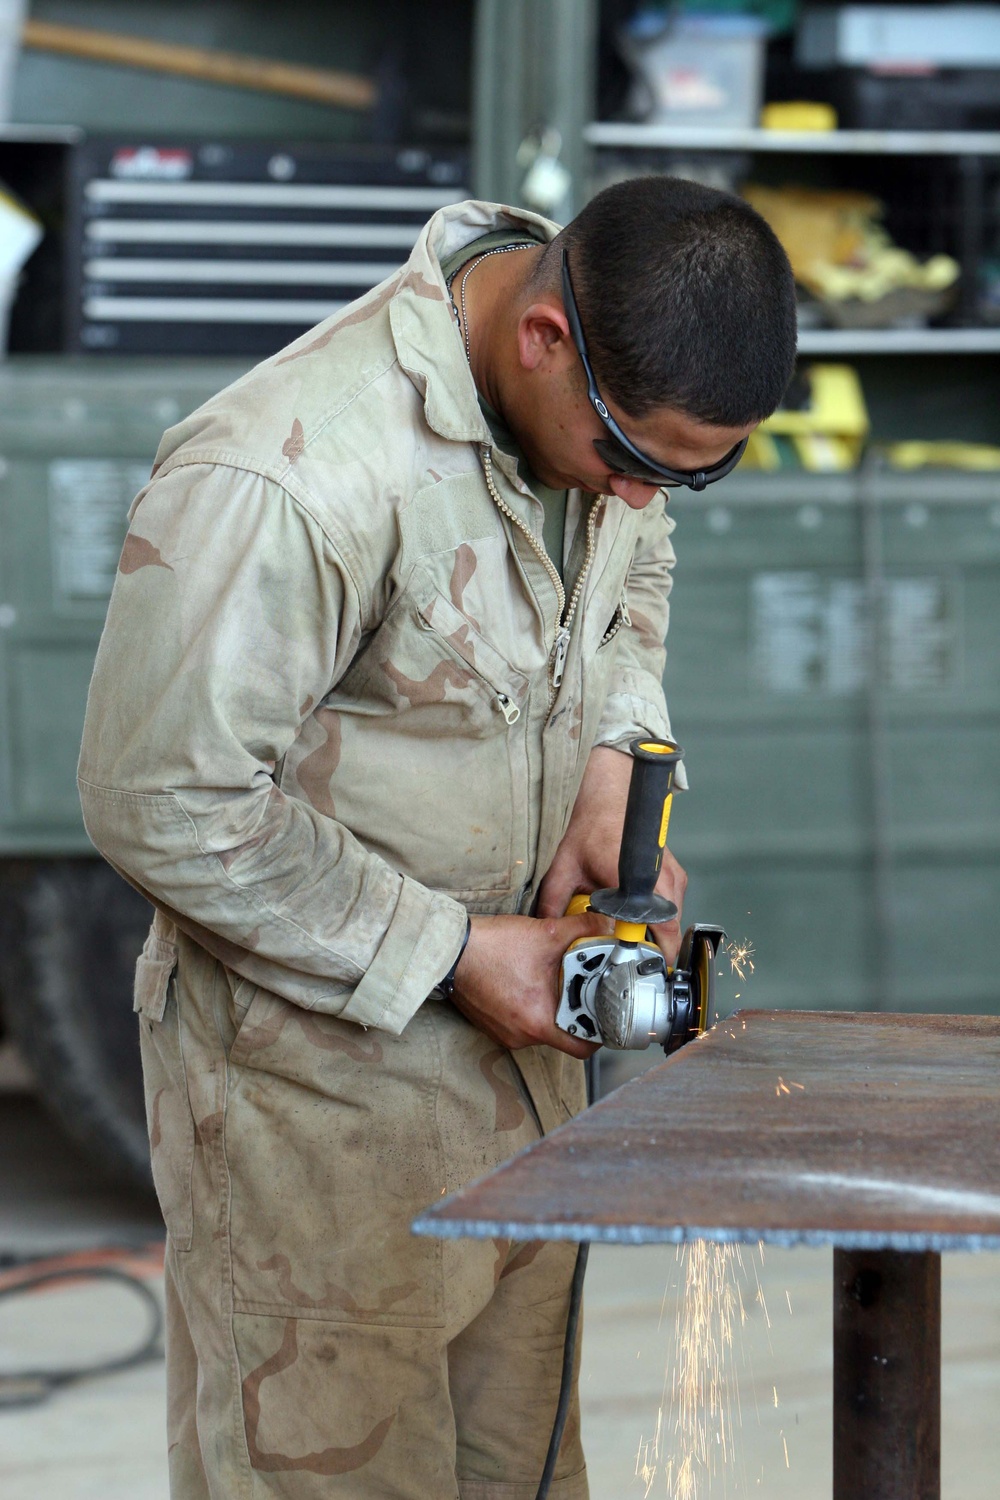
[{"xmin": 517, "ymin": 300, "xmax": 574, "ymax": 374}]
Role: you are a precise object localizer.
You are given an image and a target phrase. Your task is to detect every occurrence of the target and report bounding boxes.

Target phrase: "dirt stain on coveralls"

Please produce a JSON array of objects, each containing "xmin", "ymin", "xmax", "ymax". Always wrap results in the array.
[{"xmin": 242, "ymin": 1319, "xmax": 396, "ymax": 1474}]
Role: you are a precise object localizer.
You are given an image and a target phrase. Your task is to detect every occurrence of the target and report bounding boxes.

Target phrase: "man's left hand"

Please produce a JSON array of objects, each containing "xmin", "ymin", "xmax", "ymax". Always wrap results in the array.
[{"xmin": 536, "ymin": 745, "xmax": 687, "ymax": 965}]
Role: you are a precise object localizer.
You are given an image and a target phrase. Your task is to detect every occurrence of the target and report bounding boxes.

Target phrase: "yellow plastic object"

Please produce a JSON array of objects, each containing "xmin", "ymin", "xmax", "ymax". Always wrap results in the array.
[
  {"xmin": 760, "ymin": 100, "xmax": 837, "ymax": 131},
  {"xmin": 791, "ymin": 433, "xmax": 858, "ymax": 472},
  {"xmin": 762, "ymin": 364, "xmax": 869, "ymax": 470},
  {"xmin": 658, "ymin": 793, "xmax": 673, "ymax": 849},
  {"xmin": 886, "ymin": 441, "xmax": 1000, "ymax": 472},
  {"xmin": 741, "ymin": 430, "xmax": 785, "ymax": 471},
  {"xmin": 814, "ymin": 249, "xmax": 959, "ymax": 303},
  {"xmin": 742, "ymin": 183, "xmax": 959, "ymax": 304},
  {"xmin": 743, "ymin": 184, "xmax": 880, "ymax": 288},
  {"xmin": 564, "ymin": 898, "xmax": 656, "ymax": 945},
  {"xmin": 763, "ymin": 365, "xmax": 868, "ymax": 437},
  {"xmin": 614, "ymin": 920, "xmax": 648, "ymax": 945}
]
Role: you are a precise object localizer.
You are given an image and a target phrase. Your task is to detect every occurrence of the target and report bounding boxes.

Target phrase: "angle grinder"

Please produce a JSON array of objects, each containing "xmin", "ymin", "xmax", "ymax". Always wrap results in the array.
[{"xmin": 555, "ymin": 738, "xmax": 725, "ymax": 1053}]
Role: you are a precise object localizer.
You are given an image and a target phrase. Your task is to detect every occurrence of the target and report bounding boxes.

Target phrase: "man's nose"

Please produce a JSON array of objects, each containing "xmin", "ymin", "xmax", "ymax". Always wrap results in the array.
[{"xmin": 606, "ymin": 473, "xmax": 662, "ymax": 508}]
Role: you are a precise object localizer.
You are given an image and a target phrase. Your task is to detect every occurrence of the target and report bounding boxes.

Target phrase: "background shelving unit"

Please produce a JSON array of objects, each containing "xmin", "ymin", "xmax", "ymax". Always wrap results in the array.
[
  {"xmin": 586, "ymin": 123, "xmax": 1000, "ymax": 334},
  {"xmin": 583, "ymin": 112, "xmax": 1000, "ymax": 1019}
]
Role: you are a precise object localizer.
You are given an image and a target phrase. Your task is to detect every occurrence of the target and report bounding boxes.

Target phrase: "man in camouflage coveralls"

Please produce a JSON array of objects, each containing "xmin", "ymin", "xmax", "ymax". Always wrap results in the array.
[{"xmin": 80, "ymin": 180, "xmax": 795, "ymax": 1497}]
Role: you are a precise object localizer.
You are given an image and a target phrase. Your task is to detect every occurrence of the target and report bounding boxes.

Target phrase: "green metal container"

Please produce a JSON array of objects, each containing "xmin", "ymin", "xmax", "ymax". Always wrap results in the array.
[
  {"xmin": 665, "ymin": 469, "xmax": 1000, "ymax": 1018},
  {"xmin": 0, "ymin": 358, "xmax": 247, "ymax": 850},
  {"xmin": 0, "ymin": 357, "xmax": 247, "ymax": 1185}
]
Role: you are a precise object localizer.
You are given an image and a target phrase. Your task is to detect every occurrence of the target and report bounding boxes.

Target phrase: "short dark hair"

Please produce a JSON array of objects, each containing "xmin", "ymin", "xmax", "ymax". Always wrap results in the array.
[{"xmin": 537, "ymin": 175, "xmax": 797, "ymax": 427}]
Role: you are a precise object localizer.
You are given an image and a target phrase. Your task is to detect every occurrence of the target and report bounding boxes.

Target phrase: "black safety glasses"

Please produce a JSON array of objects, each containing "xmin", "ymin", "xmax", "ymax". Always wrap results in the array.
[{"xmin": 561, "ymin": 249, "xmax": 748, "ymax": 492}]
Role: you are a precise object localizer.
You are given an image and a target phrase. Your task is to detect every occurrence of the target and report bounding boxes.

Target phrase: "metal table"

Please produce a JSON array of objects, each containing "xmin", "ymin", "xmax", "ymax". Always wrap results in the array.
[{"xmin": 414, "ymin": 1012, "xmax": 1000, "ymax": 1500}]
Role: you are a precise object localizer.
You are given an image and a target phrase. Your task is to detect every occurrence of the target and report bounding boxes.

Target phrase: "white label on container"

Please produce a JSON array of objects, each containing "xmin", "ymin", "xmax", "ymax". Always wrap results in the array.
[
  {"xmin": 885, "ymin": 576, "xmax": 956, "ymax": 693},
  {"xmin": 751, "ymin": 572, "xmax": 867, "ymax": 695},
  {"xmin": 751, "ymin": 572, "xmax": 955, "ymax": 695},
  {"xmin": 49, "ymin": 460, "xmax": 150, "ymax": 607}
]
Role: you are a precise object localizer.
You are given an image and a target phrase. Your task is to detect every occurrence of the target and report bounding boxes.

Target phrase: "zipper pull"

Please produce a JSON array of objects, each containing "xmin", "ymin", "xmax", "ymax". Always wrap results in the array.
[
  {"xmin": 551, "ymin": 627, "xmax": 571, "ymax": 689},
  {"xmin": 621, "ymin": 594, "xmax": 632, "ymax": 628},
  {"xmin": 496, "ymin": 692, "xmax": 521, "ymax": 724}
]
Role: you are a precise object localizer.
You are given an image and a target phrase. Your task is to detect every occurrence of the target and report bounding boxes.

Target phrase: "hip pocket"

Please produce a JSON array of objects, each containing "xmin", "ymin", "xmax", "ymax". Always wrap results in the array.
[{"xmin": 226, "ymin": 995, "xmax": 447, "ymax": 1326}]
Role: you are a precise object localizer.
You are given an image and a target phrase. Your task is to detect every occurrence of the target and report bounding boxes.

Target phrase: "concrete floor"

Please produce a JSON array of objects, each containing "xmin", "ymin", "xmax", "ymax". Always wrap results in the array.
[
  {"xmin": 1, "ymin": 1084, "xmax": 998, "ymax": 1499},
  {"xmin": 582, "ymin": 1243, "xmax": 1000, "ymax": 1499}
]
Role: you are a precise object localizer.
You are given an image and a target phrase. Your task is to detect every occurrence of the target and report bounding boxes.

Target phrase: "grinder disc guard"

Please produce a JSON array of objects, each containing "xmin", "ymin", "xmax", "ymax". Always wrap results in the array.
[{"xmin": 666, "ymin": 925, "xmax": 726, "ymax": 1054}]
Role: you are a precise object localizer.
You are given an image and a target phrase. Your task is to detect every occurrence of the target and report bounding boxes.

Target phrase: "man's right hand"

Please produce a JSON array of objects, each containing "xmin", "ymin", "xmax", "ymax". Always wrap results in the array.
[{"xmin": 450, "ymin": 911, "xmax": 611, "ymax": 1059}]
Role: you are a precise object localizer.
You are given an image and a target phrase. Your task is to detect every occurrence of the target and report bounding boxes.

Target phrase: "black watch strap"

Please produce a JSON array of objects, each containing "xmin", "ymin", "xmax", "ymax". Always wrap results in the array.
[{"xmin": 439, "ymin": 916, "xmax": 472, "ymax": 1000}]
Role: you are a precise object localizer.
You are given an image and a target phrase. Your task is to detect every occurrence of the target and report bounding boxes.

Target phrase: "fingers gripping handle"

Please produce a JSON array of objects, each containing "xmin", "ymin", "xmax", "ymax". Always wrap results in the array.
[{"xmin": 589, "ymin": 738, "xmax": 683, "ymax": 934}]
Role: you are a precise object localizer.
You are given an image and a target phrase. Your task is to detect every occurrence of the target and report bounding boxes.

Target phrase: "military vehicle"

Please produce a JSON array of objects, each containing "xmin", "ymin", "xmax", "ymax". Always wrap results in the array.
[{"xmin": 0, "ymin": 359, "xmax": 244, "ymax": 1184}]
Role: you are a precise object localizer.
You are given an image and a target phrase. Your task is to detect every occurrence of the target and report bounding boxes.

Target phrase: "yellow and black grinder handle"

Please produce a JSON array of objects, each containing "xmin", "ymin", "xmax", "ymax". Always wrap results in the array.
[{"xmin": 587, "ymin": 737, "xmax": 682, "ymax": 942}]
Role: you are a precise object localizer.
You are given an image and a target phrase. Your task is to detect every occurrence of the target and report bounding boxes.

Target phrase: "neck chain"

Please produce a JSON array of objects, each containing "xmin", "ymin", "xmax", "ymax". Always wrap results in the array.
[{"xmin": 448, "ymin": 242, "xmax": 536, "ymax": 364}]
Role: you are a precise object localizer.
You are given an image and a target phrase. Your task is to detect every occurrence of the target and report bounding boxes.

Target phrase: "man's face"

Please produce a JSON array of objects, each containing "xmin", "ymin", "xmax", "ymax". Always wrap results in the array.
[{"xmin": 507, "ymin": 298, "xmax": 756, "ymax": 508}]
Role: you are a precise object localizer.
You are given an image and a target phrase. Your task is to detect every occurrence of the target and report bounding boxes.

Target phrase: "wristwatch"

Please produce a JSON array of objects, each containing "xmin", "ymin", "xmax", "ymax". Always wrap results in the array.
[{"xmin": 438, "ymin": 916, "xmax": 472, "ymax": 1001}]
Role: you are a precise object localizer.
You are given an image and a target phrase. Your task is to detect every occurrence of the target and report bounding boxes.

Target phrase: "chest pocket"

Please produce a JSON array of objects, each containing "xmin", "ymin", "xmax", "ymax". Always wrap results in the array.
[
  {"xmin": 415, "ymin": 588, "xmax": 528, "ymax": 728},
  {"xmin": 321, "ymin": 561, "xmax": 534, "ymax": 900},
  {"xmin": 340, "ymin": 565, "xmax": 530, "ymax": 738}
]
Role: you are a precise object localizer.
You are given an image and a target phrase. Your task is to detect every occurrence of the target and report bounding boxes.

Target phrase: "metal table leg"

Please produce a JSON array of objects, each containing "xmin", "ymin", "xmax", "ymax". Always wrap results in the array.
[{"xmin": 833, "ymin": 1248, "xmax": 941, "ymax": 1500}]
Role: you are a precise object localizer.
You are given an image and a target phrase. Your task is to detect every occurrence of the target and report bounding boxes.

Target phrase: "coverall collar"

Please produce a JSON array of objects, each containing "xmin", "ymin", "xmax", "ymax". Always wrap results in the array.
[{"xmin": 389, "ymin": 198, "xmax": 559, "ymax": 455}]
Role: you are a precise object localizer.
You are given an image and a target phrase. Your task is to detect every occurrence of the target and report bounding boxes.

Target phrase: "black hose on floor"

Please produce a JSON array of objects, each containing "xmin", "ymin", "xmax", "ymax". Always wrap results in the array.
[{"xmin": 0, "ymin": 1263, "xmax": 163, "ymax": 1409}]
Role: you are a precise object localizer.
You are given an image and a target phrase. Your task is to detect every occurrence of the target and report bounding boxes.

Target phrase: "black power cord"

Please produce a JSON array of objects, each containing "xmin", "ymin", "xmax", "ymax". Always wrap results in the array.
[
  {"xmin": 0, "ymin": 1262, "xmax": 164, "ymax": 1409},
  {"xmin": 534, "ymin": 1240, "xmax": 590, "ymax": 1500},
  {"xmin": 533, "ymin": 1052, "xmax": 599, "ymax": 1500}
]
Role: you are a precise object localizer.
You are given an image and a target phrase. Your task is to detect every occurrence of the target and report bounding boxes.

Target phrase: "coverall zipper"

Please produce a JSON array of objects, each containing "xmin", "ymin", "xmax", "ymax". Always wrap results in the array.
[{"xmin": 481, "ymin": 445, "xmax": 603, "ymax": 706}]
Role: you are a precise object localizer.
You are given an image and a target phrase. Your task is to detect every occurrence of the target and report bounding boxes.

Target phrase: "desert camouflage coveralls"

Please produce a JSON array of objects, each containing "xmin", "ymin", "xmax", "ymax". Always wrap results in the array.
[{"xmin": 79, "ymin": 200, "xmax": 680, "ymax": 1499}]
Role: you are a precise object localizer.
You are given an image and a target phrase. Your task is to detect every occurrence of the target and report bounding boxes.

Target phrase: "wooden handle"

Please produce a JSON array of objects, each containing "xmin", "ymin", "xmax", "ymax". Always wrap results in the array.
[{"xmin": 22, "ymin": 18, "xmax": 377, "ymax": 111}]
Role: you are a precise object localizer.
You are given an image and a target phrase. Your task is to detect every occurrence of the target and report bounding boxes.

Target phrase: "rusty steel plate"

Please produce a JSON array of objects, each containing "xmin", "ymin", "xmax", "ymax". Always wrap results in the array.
[{"xmin": 413, "ymin": 1012, "xmax": 1000, "ymax": 1252}]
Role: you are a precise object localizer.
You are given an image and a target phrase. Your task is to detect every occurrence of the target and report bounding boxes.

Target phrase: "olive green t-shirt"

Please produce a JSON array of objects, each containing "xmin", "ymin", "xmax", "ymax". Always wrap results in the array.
[{"xmin": 440, "ymin": 231, "xmax": 567, "ymax": 581}]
